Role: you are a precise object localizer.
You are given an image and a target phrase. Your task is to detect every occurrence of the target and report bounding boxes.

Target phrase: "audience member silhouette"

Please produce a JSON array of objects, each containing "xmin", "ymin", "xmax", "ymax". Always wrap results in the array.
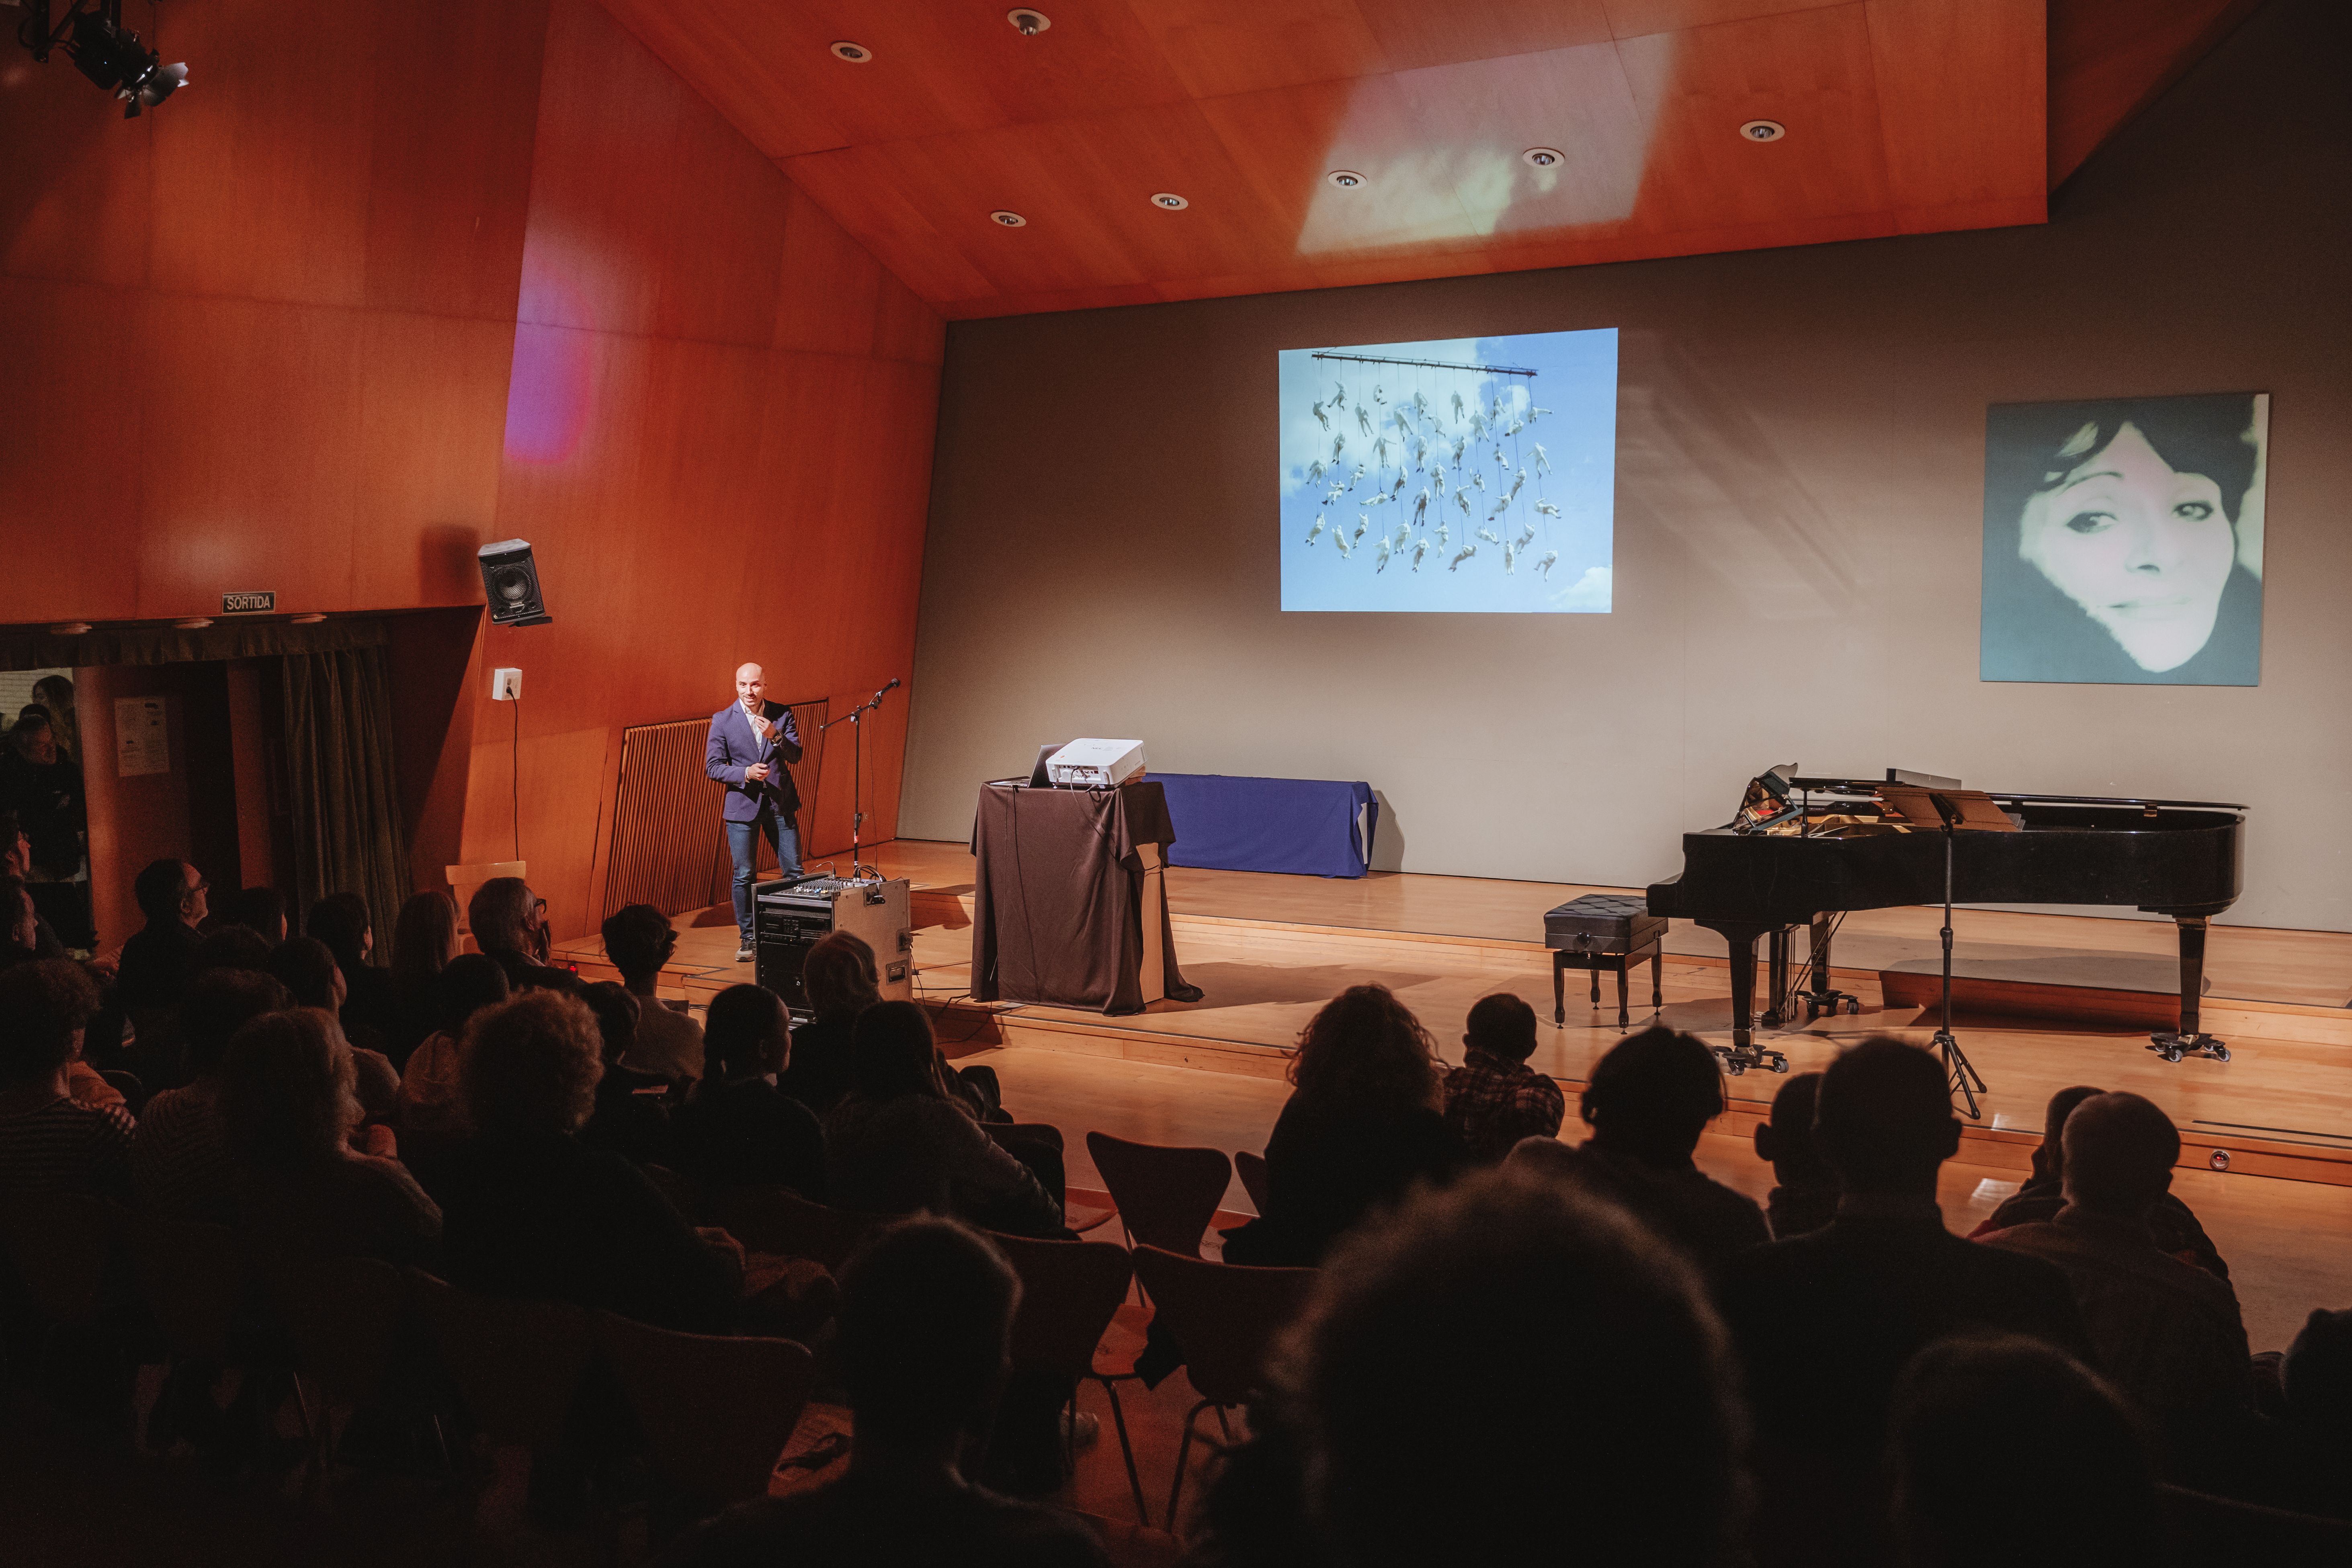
[
  {"xmin": 777, "ymin": 930, "xmax": 880, "ymax": 1117},
  {"xmin": 1439, "ymin": 991, "xmax": 1563, "ymax": 1162},
  {"xmin": 0, "ymin": 874, "xmax": 39, "ymax": 972},
  {"xmin": 113, "ymin": 859, "xmax": 208, "ymax": 1072},
  {"xmin": 656, "ymin": 1218, "xmax": 1110, "ymax": 1568},
  {"xmin": 305, "ymin": 892, "xmax": 401, "ymax": 1054},
  {"xmin": 395, "ymin": 953, "xmax": 508, "ymax": 1136},
  {"xmin": 1889, "ymin": 1333, "xmax": 2161, "ymax": 1568},
  {"xmin": 0, "ymin": 959, "xmax": 131, "ymax": 1198},
  {"xmin": 1205, "ymin": 1167, "xmax": 1746, "ymax": 1568},
  {"xmin": 1716, "ymin": 1037, "xmax": 2091, "ymax": 1565},
  {"xmin": 189, "ymin": 924, "xmax": 273, "ymax": 977},
  {"xmin": 1985, "ymin": 1090, "xmax": 2252, "ymax": 1437},
  {"xmin": 385, "ymin": 890, "xmax": 459, "ymax": 1068},
  {"xmin": 671, "ymin": 984, "xmax": 825, "ymax": 1198},
  {"xmin": 2272, "ymin": 1307, "xmax": 2352, "ymax": 1517},
  {"xmin": 1755, "ymin": 1071, "xmax": 1838, "ymax": 1239},
  {"xmin": 1221, "ymin": 984, "xmax": 1465, "ymax": 1267},
  {"xmin": 1972, "ymin": 1082, "xmax": 2228, "ymax": 1278},
  {"xmin": 824, "ymin": 1001, "xmax": 1060, "ymax": 1237},
  {"xmin": 266, "ymin": 936, "xmax": 398, "ymax": 1122},
  {"xmin": 429, "ymin": 989, "xmax": 733, "ymax": 1332},
  {"xmin": 0, "ymin": 814, "xmax": 66, "ymax": 959},
  {"xmin": 600, "ymin": 903, "xmax": 705, "ymax": 1081},
  {"xmin": 131, "ymin": 968, "xmax": 291, "ymax": 1220},
  {"xmin": 578, "ymin": 980, "xmax": 673, "ymax": 1167},
  {"xmin": 220, "ymin": 1007, "xmax": 440, "ymax": 1267},
  {"xmin": 465, "ymin": 876, "xmax": 581, "ymax": 994},
  {"xmin": 1506, "ymin": 1025, "xmax": 1768, "ymax": 1274},
  {"xmin": 223, "ymin": 885, "xmax": 289, "ymax": 946}
]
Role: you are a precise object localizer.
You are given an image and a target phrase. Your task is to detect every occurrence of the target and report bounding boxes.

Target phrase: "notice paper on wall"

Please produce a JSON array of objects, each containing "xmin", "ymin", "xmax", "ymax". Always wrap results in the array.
[{"xmin": 115, "ymin": 697, "xmax": 169, "ymax": 777}]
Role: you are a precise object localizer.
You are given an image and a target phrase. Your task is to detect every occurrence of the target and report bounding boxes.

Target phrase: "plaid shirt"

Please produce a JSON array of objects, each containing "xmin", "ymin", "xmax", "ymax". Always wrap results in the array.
[{"xmin": 1443, "ymin": 1049, "xmax": 1566, "ymax": 1163}]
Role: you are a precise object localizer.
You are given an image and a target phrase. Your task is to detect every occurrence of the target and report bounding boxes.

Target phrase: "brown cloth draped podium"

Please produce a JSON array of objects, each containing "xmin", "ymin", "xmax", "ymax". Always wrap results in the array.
[{"xmin": 969, "ymin": 781, "xmax": 1202, "ymax": 1015}]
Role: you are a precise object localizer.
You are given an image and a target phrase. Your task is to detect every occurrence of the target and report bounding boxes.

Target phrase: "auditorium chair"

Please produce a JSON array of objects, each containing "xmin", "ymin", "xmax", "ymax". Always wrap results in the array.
[
  {"xmin": 592, "ymin": 1310, "xmax": 816, "ymax": 1520},
  {"xmin": 122, "ymin": 1209, "xmax": 305, "ymax": 1457},
  {"xmin": 641, "ymin": 1162, "xmax": 706, "ymax": 1224},
  {"xmin": 988, "ymin": 1229, "xmax": 1153, "ymax": 1524},
  {"xmin": 0, "ymin": 1190, "xmax": 120, "ymax": 1398},
  {"xmin": 2160, "ymin": 1482, "xmax": 2352, "ymax": 1564},
  {"xmin": 404, "ymin": 1269, "xmax": 594, "ymax": 1486},
  {"xmin": 1233, "ymin": 1150, "xmax": 1271, "ymax": 1216},
  {"xmin": 1128, "ymin": 1245, "xmax": 1318, "ymax": 1532},
  {"xmin": 1085, "ymin": 1132, "xmax": 1233, "ymax": 1258},
  {"xmin": 257, "ymin": 1247, "xmax": 434, "ymax": 1479},
  {"xmin": 707, "ymin": 1185, "xmax": 881, "ymax": 1272}
]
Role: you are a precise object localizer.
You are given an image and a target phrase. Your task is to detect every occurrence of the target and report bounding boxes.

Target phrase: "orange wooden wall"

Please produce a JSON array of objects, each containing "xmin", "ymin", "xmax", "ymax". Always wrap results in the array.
[{"xmin": 0, "ymin": 0, "xmax": 943, "ymax": 943}]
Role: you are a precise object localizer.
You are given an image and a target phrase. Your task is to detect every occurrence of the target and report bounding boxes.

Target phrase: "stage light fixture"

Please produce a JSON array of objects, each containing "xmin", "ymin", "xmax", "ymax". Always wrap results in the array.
[
  {"xmin": 1522, "ymin": 147, "xmax": 1564, "ymax": 169},
  {"xmin": 829, "ymin": 40, "xmax": 873, "ymax": 63},
  {"xmin": 1325, "ymin": 170, "xmax": 1366, "ymax": 190},
  {"xmin": 1149, "ymin": 192, "xmax": 1188, "ymax": 210},
  {"xmin": 1739, "ymin": 119, "xmax": 1786, "ymax": 143},
  {"xmin": 1007, "ymin": 9, "xmax": 1050, "ymax": 34},
  {"xmin": 16, "ymin": 1, "xmax": 190, "ymax": 118},
  {"xmin": 990, "ymin": 209, "xmax": 1027, "ymax": 227}
]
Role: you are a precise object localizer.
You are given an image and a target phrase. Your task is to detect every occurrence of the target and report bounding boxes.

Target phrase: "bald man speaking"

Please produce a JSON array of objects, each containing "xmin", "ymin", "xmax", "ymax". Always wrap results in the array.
[{"xmin": 706, "ymin": 662, "xmax": 805, "ymax": 960}]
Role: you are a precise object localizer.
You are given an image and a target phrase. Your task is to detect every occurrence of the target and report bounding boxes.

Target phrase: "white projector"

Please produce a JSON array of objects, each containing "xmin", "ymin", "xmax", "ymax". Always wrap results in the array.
[{"xmin": 1047, "ymin": 738, "xmax": 1146, "ymax": 789}]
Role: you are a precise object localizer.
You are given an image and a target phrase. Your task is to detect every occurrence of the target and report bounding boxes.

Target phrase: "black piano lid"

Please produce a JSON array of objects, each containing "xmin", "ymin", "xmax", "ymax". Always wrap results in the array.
[{"xmin": 1787, "ymin": 777, "xmax": 2246, "ymax": 814}]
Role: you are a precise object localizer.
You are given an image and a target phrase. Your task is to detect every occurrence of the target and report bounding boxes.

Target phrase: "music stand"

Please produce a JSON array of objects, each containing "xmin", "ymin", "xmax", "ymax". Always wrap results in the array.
[{"xmin": 1926, "ymin": 792, "xmax": 1988, "ymax": 1119}]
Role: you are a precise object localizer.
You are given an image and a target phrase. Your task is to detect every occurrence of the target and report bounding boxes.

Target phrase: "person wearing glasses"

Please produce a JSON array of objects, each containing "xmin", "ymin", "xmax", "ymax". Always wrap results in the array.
[
  {"xmin": 115, "ymin": 858, "xmax": 210, "ymax": 1017},
  {"xmin": 705, "ymin": 662, "xmax": 804, "ymax": 963},
  {"xmin": 466, "ymin": 876, "xmax": 583, "ymax": 996}
]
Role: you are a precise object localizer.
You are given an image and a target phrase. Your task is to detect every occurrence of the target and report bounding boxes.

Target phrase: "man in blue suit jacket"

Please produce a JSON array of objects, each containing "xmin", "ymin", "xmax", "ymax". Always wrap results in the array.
[{"xmin": 706, "ymin": 662, "xmax": 804, "ymax": 960}]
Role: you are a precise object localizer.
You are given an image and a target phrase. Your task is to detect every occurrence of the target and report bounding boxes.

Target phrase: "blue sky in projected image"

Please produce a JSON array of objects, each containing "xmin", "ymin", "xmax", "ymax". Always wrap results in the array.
[{"xmin": 1279, "ymin": 330, "xmax": 1616, "ymax": 613}]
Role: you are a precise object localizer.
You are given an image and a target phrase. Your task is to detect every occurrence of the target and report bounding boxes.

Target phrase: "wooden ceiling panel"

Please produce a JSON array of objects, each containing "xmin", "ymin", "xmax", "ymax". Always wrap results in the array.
[
  {"xmin": 1350, "ymin": 0, "xmax": 1616, "ymax": 70},
  {"xmin": 1865, "ymin": 0, "xmax": 2045, "ymax": 230},
  {"xmin": 1124, "ymin": 0, "xmax": 1388, "ymax": 98},
  {"xmin": 1615, "ymin": 4, "xmax": 1892, "ymax": 236},
  {"xmin": 591, "ymin": 0, "xmax": 2252, "ymax": 318}
]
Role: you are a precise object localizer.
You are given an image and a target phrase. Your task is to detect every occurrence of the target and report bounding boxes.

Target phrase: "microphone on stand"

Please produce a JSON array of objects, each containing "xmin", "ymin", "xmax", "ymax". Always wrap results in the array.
[{"xmin": 868, "ymin": 676, "xmax": 901, "ymax": 711}]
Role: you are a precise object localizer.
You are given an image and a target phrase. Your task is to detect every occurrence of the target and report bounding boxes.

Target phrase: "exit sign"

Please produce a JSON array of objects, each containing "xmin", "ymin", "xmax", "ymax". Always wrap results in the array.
[{"xmin": 222, "ymin": 592, "xmax": 275, "ymax": 614}]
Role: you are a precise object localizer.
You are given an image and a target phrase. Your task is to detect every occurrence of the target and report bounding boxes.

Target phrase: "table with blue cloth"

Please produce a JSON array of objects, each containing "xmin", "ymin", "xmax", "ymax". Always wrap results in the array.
[{"xmin": 1151, "ymin": 773, "xmax": 1378, "ymax": 879}]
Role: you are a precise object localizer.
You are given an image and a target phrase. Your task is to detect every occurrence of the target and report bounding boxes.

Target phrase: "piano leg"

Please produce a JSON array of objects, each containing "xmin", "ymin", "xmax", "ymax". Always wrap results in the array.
[
  {"xmin": 1760, "ymin": 929, "xmax": 1791, "ymax": 1029},
  {"xmin": 2149, "ymin": 914, "xmax": 2231, "ymax": 1063},
  {"xmin": 1796, "ymin": 912, "xmax": 1863, "ymax": 1021},
  {"xmin": 1699, "ymin": 922, "xmax": 1790, "ymax": 1077}
]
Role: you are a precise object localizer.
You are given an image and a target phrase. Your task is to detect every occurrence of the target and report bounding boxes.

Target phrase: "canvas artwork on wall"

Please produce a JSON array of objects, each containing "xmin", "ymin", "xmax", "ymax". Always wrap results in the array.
[{"xmin": 1981, "ymin": 391, "xmax": 2268, "ymax": 685}]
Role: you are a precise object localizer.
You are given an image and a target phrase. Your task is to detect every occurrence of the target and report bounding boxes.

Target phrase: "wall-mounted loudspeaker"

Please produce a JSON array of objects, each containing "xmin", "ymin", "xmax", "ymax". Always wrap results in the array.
[{"xmin": 477, "ymin": 539, "xmax": 552, "ymax": 627}]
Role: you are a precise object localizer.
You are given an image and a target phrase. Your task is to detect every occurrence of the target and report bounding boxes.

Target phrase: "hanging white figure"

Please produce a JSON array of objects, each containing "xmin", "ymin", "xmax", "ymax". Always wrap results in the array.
[
  {"xmin": 1532, "ymin": 443, "xmax": 1551, "ymax": 474},
  {"xmin": 1537, "ymin": 550, "xmax": 1558, "ymax": 578},
  {"xmin": 1375, "ymin": 539, "xmax": 1391, "ymax": 572},
  {"xmin": 1413, "ymin": 391, "xmax": 1429, "ymax": 420},
  {"xmin": 1514, "ymin": 523, "xmax": 1537, "ymax": 552},
  {"xmin": 1391, "ymin": 471, "xmax": 1407, "ymax": 497},
  {"xmin": 1528, "ymin": 406, "xmax": 1551, "ymax": 422},
  {"xmin": 1508, "ymin": 467, "xmax": 1526, "ymax": 502},
  {"xmin": 1373, "ymin": 384, "xmax": 1387, "ymax": 406},
  {"xmin": 1454, "ymin": 489, "xmax": 1472, "ymax": 517},
  {"xmin": 1323, "ymin": 484, "xmax": 1346, "ymax": 506},
  {"xmin": 1534, "ymin": 499, "xmax": 1561, "ymax": 518},
  {"xmin": 1392, "ymin": 410, "xmax": 1411, "ymax": 439},
  {"xmin": 1504, "ymin": 541, "xmax": 1517, "ymax": 574},
  {"xmin": 1449, "ymin": 544, "xmax": 1477, "ymax": 571},
  {"xmin": 1348, "ymin": 463, "xmax": 1366, "ymax": 488},
  {"xmin": 1412, "ymin": 438, "xmax": 1427, "ymax": 470},
  {"xmin": 1469, "ymin": 412, "xmax": 1487, "ymax": 440},
  {"xmin": 1506, "ymin": 420, "xmax": 1523, "ymax": 438},
  {"xmin": 1476, "ymin": 528, "xmax": 1502, "ymax": 545},
  {"xmin": 1451, "ymin": 390, "xmax": 1465, "ymax": 421},
  {"xmin": 1305, "ymin": 460, "xmax": 1325, "ymax": 486},
  {"xmin": 1334, "ymin": 531, "xmax": 1353, "ymax": 559},
  {"xmin": 1436, "ymin": 521, "xmax": 1451, "ymax": 547},
  {"xmin": 1332, "ymin": 383, "xmax": 1346, "ymax": 406},
  {"xmin": 1365, "ymin": 492, "xmax": 1393, "ymax": 508},
  {"xmin": 1394, "ymin": 520, "xmax": 1413, "ymax": 554},
  {"xmin": 1451, "ymin": 437, "xmax": 1468, "ymax": 465},
  {"xmin": 1432, "ymin": 465, "xmax": 1446, "ymax": 498},
  {"xmin": 1374, "ymin": 437, "xmax": 1389, "ymax": 469},
  {"xmin": 1471, "ymin": 470, "xmax": 1485, "ymax": 491},
  {"xmin": 1413, "ymin": 489, "xmax": 1430, "ymax": 525},
  {"xmin": 1412, "ymin": 537, "xmax": 1430, "ymax": 571},
  {"xmin": 1353, "ymin": 514, "xmax": 1370, "ymax": 543},
  {"xmin": 1303, "ymin": 518, "xmax": 1325, "ymax": 546},
  {"xmin": 1332, "ymin": 434, "xmax": 1346, "ymax": 461},
  {"xmin": 1356, "ymin": 406, "xmax": 1373, "ymax": 438},
  {"xmin": 1311, "ymin": 400, "xmax": 1328, "ymax": 431}
]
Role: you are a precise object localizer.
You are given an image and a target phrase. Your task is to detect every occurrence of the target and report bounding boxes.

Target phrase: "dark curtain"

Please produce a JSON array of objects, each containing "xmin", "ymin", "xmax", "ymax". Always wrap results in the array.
[{"xmin": 281, "ymin": 646, "xmax": 411, "ymax": 942}]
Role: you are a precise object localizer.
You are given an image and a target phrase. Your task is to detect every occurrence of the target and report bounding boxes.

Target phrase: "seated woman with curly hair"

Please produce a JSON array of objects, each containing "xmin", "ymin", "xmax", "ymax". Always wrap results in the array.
[
  {"xmin": 429, "ymin": 990, "xmax": 733, "ymax": 1333},
  {"xmin": 1221, "ymin": 984, "xmax": 1467, "ymax": 1268},
  {"xmin": 221, "ymin": 1008, "xmax": 442, "ymax": 1267}
]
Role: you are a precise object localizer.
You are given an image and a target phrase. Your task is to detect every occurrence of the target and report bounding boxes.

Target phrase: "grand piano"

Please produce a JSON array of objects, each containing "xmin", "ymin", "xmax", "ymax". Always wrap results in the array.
[{"xmin": 1646, "ymin": 769, "xmax": 2246, "ymax": 1074}]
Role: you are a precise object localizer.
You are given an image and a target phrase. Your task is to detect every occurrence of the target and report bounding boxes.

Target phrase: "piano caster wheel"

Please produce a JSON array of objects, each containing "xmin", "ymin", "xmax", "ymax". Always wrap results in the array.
[
  {"xmin": 1711, "ymin": 1047, "xmax": 1747, "ymax": 1077},
  {"xmin": 2149, "ymin": 1031, "xmax": 2230, "ymax": 1064},
  {"xmin": 1768, "ymin": 1054, "xmax": 1790, "ymax": 1074},
  {"xmin": 2213, "ymin": 1044, "xmax": 2232, "ymax": 1063},
  {"xmin": 2159, "ymin": 1047, "xmax": 2184, "ymax": 1064},
  {"xmin": 1846, "ymin": 999, "xmax": 1863, "ymax": 1015}
]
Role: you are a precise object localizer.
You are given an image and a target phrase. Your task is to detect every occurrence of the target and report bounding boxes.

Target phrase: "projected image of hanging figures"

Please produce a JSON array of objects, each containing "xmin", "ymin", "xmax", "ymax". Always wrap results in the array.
[{"xmin": 1278, "ymin": 329, "xmax": 1617, "ymax": 614}]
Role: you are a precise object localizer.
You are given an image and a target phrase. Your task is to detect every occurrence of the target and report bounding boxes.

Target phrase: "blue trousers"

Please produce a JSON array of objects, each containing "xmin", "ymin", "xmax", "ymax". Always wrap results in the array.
[{"xmin": 727, "ymin": 811, "xmax": 803, "ymax": 945}]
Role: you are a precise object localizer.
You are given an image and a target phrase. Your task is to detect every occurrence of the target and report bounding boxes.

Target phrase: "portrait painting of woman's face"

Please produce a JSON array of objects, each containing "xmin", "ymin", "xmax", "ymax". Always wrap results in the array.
[{"xmin": 1980, "ymin": 393, "xmax": 2266, "ymax": 686}]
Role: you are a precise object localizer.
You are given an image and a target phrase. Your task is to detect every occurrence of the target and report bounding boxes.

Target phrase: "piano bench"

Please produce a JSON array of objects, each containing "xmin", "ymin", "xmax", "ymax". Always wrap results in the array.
[{"xmin": 1543, "ymin": 895, "xmax": 1668, "ymax": 1029}]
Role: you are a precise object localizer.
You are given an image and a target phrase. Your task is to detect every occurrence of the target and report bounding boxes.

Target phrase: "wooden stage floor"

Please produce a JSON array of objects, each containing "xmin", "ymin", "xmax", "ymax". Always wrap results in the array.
[{"xmin": 550, "ymin": 840, "xmax": 2352, "ymax": 1351}]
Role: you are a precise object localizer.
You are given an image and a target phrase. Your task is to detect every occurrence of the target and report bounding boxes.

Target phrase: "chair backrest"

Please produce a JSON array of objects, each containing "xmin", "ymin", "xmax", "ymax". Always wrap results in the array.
[
  {"xmin": 1085, "ymin": 1131, "xmax": 1231, "ymax": 1258},
  {"xmin": 1233, "ymin": 1150, "xmax": 1271, "ymax": 1216},
  {"xmin": 404, "ymin": 1269, "xmax": 593, "ymax": 1449},
  {"xmin": 121, "ymin": 1208, "xmax": 252, "ymax": 1362},
  {"xmin": 708, "ymin": 1185, "xmax": 881, "ymax": 1272},
  {"xmin": 2159, "ymin": 1483, "xmax": 2352, "ymax": 1558},
  {"xmin": 641, "ymin": 1162, "xmax": 704, "ymax": 1224},
  {"xmin": 987, "ymin": 1230, "xmax": 1135, "ymax": 1379},
  {"xmin": 1129, "ymin": 1245, "xmax": 1317, "ymax": 1408},
  {"xmin": 0, "ymin": 1191, "xmax": 117, "ymax": 1328},
  {"xmin": 258, "ymin": 1247, "xmax": 405, "ymax": 1408},
  {"xmin": 593, "ymin": 1310, "xmax": 817, "ymax": 1506}
]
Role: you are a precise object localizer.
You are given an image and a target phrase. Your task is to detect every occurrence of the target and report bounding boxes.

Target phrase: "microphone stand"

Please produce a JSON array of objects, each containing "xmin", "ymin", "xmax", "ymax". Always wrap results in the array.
[
  {"xmin": 1928, "ymin": 793, "xmax": 1987, "ymax": 1119},
  {"xmin": 820, "ymin": 680, "xmax": 899, "ymax": 881}
]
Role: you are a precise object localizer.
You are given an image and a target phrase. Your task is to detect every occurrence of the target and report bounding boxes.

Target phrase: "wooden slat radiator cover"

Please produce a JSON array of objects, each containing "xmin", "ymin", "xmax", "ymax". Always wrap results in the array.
[{"xmin": 602, "ymin": 701, "xmax": 828, "ymax": 921}]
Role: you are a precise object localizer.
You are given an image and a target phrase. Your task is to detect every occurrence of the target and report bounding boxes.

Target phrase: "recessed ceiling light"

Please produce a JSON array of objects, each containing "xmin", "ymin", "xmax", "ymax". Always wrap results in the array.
[
  {"xmin": 47, "ymin": 622, "xmax": 91, "ymax": 636},
  {"xmin": 990, "ymin": 209, "xmax": 1027, "ymax": 227},
  {"xmin": 290, "ymin": 613, "xmax": 326, "ymax": 625},
  {"xmin": 1325, "ymin": 169, "xmax": 1367, "ymax": 190},
  {"xmin": 173, "ymin": 617, "xmax": 214, "ymax": 630},
  {"xmin": 1149, "ymin": 192, "xmax": 1188, "ymax": 211},
  {"xmin": 1521, "ymin": 147, "xmax": 1565, "ymax": 169},
  {"xmin": 1739, "ymin": 119, "xmax": 1786, "ymax": 143},
  {"xmin": 830, "ymin": 41, "xmax": 874, "ymax": 64},
  {"xmin": 1007, "ymin": 8, "xmax": 1051, "ymax": 33}
]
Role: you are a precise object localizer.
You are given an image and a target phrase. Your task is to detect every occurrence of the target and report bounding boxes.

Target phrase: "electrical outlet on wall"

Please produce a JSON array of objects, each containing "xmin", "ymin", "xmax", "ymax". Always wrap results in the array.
[{"xmin": 492, "ymin": 668, "xmax": 522, "ymax": 701}]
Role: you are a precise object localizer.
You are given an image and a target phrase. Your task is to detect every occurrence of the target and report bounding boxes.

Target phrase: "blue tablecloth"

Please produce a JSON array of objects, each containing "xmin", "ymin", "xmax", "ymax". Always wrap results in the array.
[{"xmin": 1152, "ymin": 773, "xmax": 1377, "ymax": 879}]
